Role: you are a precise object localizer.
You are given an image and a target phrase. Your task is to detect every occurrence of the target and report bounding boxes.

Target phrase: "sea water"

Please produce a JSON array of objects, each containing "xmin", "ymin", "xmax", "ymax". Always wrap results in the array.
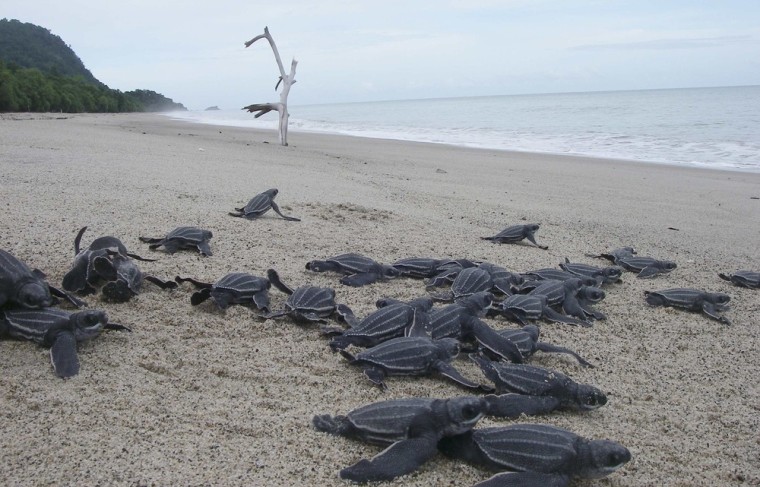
[{"xmin": 167, "ymin": 86, "xmax": 760, "ymax": 172}]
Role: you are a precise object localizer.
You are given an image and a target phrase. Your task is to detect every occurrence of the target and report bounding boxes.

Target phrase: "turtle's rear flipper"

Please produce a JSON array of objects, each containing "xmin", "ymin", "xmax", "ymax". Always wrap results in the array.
[
  {"xmin": 144, "ymin": 275, "xmax": 178, "ymax": 290},
  {"xmin": 435, "ymin": 362, "xmax": 494, "ymax": 393},
  {"xmin": 484, "ymin": 393, "xmax": 561, "ymax": 418},
  {"xmin": 251, "ymin": 292, "xmax": 270, "ymax": 313},
  {"xmin": 49, "ymin": 331, "xmax": 80, "ymax": 378},
  {"xmin": 340, "ymin": 433, "xmax": 438, "ymax": 482},
  {"xmin": 474, "ymin": 471, "xmax": 570, "ymax": 487},
  {"xmin": 542, "ymin": 306, "xmax": 590, "ymax": 327},
  {"xmin": 270, "ymin": 201, "xmax": 301, "ymax": 222},
  {"xmin": 340, "ymin": 272, "xmax": 379, "ymax": 287},
  {"xmin": 536, "ymin": 342, "xmax": 594, "ymax": 367},
  {"xmin": 334, "ymin": 303, "xmax": 357, "ymax": 327},
  {"xmin": 261, "ymin": 309, "xmax": 289, "ymax": 320},
  {"xmin": 49, "ymin": 285, "xmax": 87, "ymax": 308}
]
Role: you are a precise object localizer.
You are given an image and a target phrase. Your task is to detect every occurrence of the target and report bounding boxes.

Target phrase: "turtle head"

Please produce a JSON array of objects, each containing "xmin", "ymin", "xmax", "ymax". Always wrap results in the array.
[
  {"xmin": 710, "ymin": 293, "xmax": 731, "ymax": 306},
  {"xmin": 580, "ymin": 286, "xmax": 606, "ymax": 303},
  {"xmin": 381, "ymin": 265, "xmax": 401, "ymax": 279},
  {"xmin": 576, "ymin": 384, "xmax": 608, "ymax": 410},
  {"xmin": 266, "ymin": 188, "xmax": 279, "ymax": 197},
  {"xmin": 460, "ymin": 291, "xmax": 493, "ymax": 316},
  {"xmin": 70, "ymin": 310, "xmax": 108, "ymax": 341},
  {"xmin": 580, "ymin": 439, "xmax": 632, "ymax": 479},
  {"xmin": 437, "ymin": 338, "xmax": 461, "ymax": 358},
  {"xmin": 442, "ymin": 396, "xmax": 486, "ymax": 436},
  {"xmin": 661, "ymin": 261, "xmax": 677, "ymax": 271},
  {"xmin": 528, "ymin": 223, "xmax": 540, "ymax": 232},
  {"xmin": 15, "ymin": 279, "xmax": 53, "ymax": 309},
  {"xmin": 604, "ymin": 266, "xmax": 624, "ymax": 281},
  {"xmin": 522, "ymin": 324, "xmax": 541, "ymax": 341}
]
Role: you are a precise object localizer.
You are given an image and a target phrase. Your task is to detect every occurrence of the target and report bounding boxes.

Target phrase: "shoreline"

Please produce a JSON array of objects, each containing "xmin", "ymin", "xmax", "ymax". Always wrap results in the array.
[{"xmin": 1, "ymin": 112, "xmax": 758, "ymax": 486}]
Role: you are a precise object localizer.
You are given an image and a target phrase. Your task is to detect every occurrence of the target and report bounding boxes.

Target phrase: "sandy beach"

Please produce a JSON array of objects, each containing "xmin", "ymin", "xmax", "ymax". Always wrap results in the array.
[{"xmin": 1, "ymin": 112, "xmax": 758, "ymax": 486}]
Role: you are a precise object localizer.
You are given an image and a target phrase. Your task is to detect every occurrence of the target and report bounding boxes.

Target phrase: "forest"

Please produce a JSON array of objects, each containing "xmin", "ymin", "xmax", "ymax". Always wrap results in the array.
[{"xmin": 0, "ymin": 19, "xmax": 185, "ymax": 112}]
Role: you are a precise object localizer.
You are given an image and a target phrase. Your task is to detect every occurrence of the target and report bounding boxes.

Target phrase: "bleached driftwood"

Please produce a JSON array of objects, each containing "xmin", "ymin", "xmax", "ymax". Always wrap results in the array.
[{"xmin": 243, "ymin": 27, "xmax": 297, "ymax": 146}]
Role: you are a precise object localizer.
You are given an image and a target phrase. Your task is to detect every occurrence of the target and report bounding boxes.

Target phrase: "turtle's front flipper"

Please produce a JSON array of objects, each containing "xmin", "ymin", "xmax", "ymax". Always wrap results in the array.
[
  {"xmin": 196, "ymin": 241, "xmax": 213, "ymax": 257},
  {"xmin": 104, "ymin": 322, "xmax": 132, "ymax": 332},
  {"xmin": 175, "ymin": 276, "xmax": 213, "ymax": 289},
  {"xmin": 340, "ymin": 432, "xmax": 439, "ymax": 482},
  {"xmin": 266, "ymin": 269, "xmax": 294, "ymax": 295},
  {"xmin": 363, "ymin": 367, "xmax": 388, "ymax": 390},
  {"xmin": 525, "ymin": 234, "xmax": 548, "ymax": 250},
  {"xmin": 48, "ymin": 285, "xmax": 87, "ymax": 308},
  {"xmin": 49, "ymin": 331, "xmax": 80, "ymax": 378},
  {"xmin": 435, "ymin": 362, "xmax": 495, "ymax": 393},
  {"xmin": 270, "ymin": 201, "xmax": 301, "ymax": 222},
  {"xmin": 535, "ymin": 342, "xmax": 594, "ymax": 367},
  {"xmin": 62, "ymin": 257, "xmax": 90, "ymax": 293},
  {"xmin": 144, "ymin": 275, "xmax": 178, "ymax": 290},
  {"xmin": 139, "ymin": 236, "xmax": 163, "ymax": 244},
  {"xmin": 190, "ymin": 288, "xmax": 212, "ymax": 306},
  {"xmin": 484, "ymin": 393, "xmax": 561, "ymax": 418},
  {"xmin": 340, "ymin": 273, "xmax": 379, "ymax": 287},
  {"xmin": 542, "ymin": 306, "xmax": 589, "ymax": 327},
  {"xmin": 579, "ymin": 301, "xmax": 606, "ymax": 320},
  {"xmin": 702, "ymin": 303, "xmax": 731, "ymax": 325},
  {"xmin": 125, "ymin": 252, "xmax": 156, "ymax": 262},
  {"xmin": 466, "ymin": 318, "xmax": 523, "ymax": 363},
  {"xmin": 474, "ymin": 471, "xmax": 571, "ymax": 487}
]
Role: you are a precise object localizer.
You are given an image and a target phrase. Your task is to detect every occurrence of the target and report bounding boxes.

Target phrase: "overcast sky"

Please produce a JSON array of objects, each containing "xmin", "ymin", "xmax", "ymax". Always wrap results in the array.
[{"xmin": 5, "ymin": 1, "xmax": 759, "ymax": 110}]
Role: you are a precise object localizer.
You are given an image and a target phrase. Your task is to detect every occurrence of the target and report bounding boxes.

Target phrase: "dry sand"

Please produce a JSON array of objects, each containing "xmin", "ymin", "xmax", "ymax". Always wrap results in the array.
[{"xmin": 1, "ymin": 113, "xmax": 758, "ymax": 486}]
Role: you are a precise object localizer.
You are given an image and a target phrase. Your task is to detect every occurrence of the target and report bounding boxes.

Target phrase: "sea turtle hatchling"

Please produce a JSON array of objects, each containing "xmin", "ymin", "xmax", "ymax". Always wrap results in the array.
[
  {"xmin": 718, "ymin": 270, "xmax": 760, "ymax": 289},
  {"xmin": 0, "ymin": 307, "xmax": 129, "ymax": 378},
  {"xmin": 494, "ymin": 294, "xmax": 589, "ymax": 327},
  {"xmin": 482, "ymin": 224, "xmax": 548, "ymax": 250},
  {"xmin": 438, "ymin": 424, "xmax": 631, "ymax": 487},
  {"xmin": 0, "ymin": 249, "xmax": 83, "ymax": 309},
  {"xmin": 176, "ymin": 272, "xmax": 271, "ymax": 312},
  {"xmin": 339, "ymin": 333, "xmax": 494, "ymax": 392},
  {"xmin": 228, "ymin": 188, "xmax": 300, "ymax": 221},
  {"xmin": 306, "ymin": 253, "xmax": 400, "ymax": 287},
  {"xmin": 139, "ymin": 226, "xmax": 213, "ymax": 256},
  {"xmin": 644, "ymin": 288, "xmax": 731, "ymax": 324},
  {"xmin": 430, "ymin": 267, "xmax": 494, "ymax": 302},
  {"xmin": 470, "ymin": 355, "xmax": 607, "ymax": 412},
  {"xmin": 313, "ymin": 396, "xmax": 486, "ymax": 483},
  {"xmin": 559, "ymin": 258, "xmax": 623, "ymax": 285},
  {"xmin": 489, "ymin": 324, "xmax": 593, "ymax": 367},
  {"xmin": 263, "ymin": 269, "xmax": 351, "ymax": 324},
  {"xmin": 617, "ymin": 255, "xmax": 677, "ymax": 279}
]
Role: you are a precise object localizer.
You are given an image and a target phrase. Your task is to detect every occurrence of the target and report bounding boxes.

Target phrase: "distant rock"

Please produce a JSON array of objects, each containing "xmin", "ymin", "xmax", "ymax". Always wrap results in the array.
[{"xmin": 205, "ymin": 106, "xmax": 221, "ymax": 111}]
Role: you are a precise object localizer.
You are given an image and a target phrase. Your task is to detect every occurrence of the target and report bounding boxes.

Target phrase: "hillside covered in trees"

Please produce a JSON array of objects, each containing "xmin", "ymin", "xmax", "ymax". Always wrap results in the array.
[{"xmin": 0, "ymin": 19, "xmax": 186, "ymax": 112}]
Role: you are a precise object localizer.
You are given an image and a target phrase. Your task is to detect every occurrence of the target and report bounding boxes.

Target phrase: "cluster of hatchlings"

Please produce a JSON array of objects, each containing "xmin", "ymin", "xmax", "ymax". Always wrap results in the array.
[{"xmin": 1, "ymin": 188, "xmax": 757, "ymax": 486}]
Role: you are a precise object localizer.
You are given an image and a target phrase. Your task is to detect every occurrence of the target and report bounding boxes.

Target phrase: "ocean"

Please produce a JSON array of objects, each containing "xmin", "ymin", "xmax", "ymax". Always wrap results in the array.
[{"xmin": 166, "ymin": 86, "xmax": 760, "ymax": 172}]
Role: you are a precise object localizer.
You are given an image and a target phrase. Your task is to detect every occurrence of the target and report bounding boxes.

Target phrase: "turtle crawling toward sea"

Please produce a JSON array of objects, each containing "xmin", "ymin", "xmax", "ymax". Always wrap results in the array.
[
  {"xmin": 306, "ymin": 253, "xmax": 400, "ymax": 287},
  {"xmin": 176, "ymin": 272, "xmax": 271, "ymax": 312},
  {"xmin": 313, "ymin": 396, "xmax": 486, "ymax": 483},
  {"xmin": 438, "ymin": 424, "xmax": 631, "ymax": 486},
  {"xmin": 0, "ymin": 307, "xmax": 129, "ymax": 378},
  {"xmin": 263, "ymin": 269, "xmax": 351, "ymax": 324},
  {"xmin": 718, "ymin": 270, "xmax": 760, "ymax": 289},
  {"xmin": 1, "ymin": 249, "xmax": 83, "ymax": 309},
  {"xmin": 644, "ymin": 288, "xmax": 731, "ymax": 324},
  {"xmin": 229, "ymin": 188, "xmax": 300, "ymax": 221},
  {"xmin": 482, "ymin": 224, "xmax": 548, "ymax": 250},
  {"xmin": 140, "ymin": 226, "xmax": 213, "ymax": 256}
]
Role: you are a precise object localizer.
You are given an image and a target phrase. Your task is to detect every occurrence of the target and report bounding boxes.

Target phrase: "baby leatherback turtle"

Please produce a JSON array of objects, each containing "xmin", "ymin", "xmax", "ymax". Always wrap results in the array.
[
  {"xmin": 0, "ymin": 249, "xmax": 83, "ymax": 309},
  {"xmin": 718, "ymin": 270, "xmax": 760, "ymax": 289},
  {"xmin": 139, "ymin": 226, "xmax": 213, "ymax": 256},
  {"xmin": 325, "ymin": 296, "xmax": 433, "ymax": 350},
  {"xmin": 176, "ymin": 272, "xmax": 270, "ymax": 312},
  {"xmin": 559, "ymin": 258, "xmax": 623, "ymax": 285},
  {"xmin": 494, "ymin": 294, "xmax": 589, "ymax": 327},
  {"xmin": 263, "ymin": 269, "xmax": 351, "ymax": 324},
  {"xmin": 430, "ymin": 267, "xmax": 494, "ymax": 302},
  {"xmin": 306, "ymin": 253, "xmax": 400, "ymax": 287},
  {"xmin": 644, "ymin": 288, "xmax": 731, "ymax": 324},
  {"xmin": 482, "ymin": 224, "xmax": 548, "ymax": 250},
  {"xmin": 470, "ymin": 355, "xmax": 607, "ymax": 412},
  {"xmin": 313, "ymin": 396, "xmax": 486, "ymax": 483},
  {"xmin": 490, "ymin": 324, "xmax": 593, "ymax": 367},
  {"xmin": 438, "ymin": 424, "xmax": 631, "ymax": 486},
  {"xmin": 228, "ymin": 188, "xmax": 300, "ymax": 221},
  {"xmin": 0, "ymin": 307, "xmax": 128, "ymax": 378},
  {"xmin": 339, "ymin": 331, "xmax": 493, "ymax": 392},
  {"xmin": 617, "ymin": 255, "xmax": 677, "ymax": 279}
]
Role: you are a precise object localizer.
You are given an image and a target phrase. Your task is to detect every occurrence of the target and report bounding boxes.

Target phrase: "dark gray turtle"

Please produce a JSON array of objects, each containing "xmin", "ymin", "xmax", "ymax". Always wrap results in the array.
[
  {"xmin": 470, "ymin": 355, "xmax": 607, "ymax": 412},
  {"xmin": 438, "ymin": 424, "xmax": 631, "ymax": 487},
  {"xmin": 392, "ymin": 257, "xmax": 448, "ymax": 279},
  {"xmin": 559, "ymin": 258, "xmax": 623, "ymax": 285},
  {"xmin": 427, "ymin": 292, "xmax": 524, "ymax": 363},
  {"xmin": 719, "ymin": 270, "xmax": 760, "ymax": 289},
  {"xmin": 326, "ymin": 296, "xmax": 433, "ymax": 350},
  {"xmin": 229, "ymin": 188, "xmax": 300, "ymax": 221},
  {"xmin": 425, "ymin": 259, "xmax": 482, "ymax": 287},
  {"xmin": 523, "ymin": 278, "xmax": 604, "ymax": 324},
  {"xmin": 0, "ymin": 249, "xmax": 83, "ymax": 309},
  {"xmin": 93, "ymin": 254, "xmax": 176, "ymax": 303},
  {"xmin": 616, "ymin": 255, "xmax": 676, "ymax": 278},
  {"xmin": 431, "ymin": 267, "xmax": 494, "ymax": 302},
  {"xmin": 478, "ymin": 262, "xmax": 524, "ymax": 295},
  {"xmin": 63, "ymin": 226, "xmax": 156, "ymax": 296},
  {"xmin": 644, "ymin": 288, "xmax": 731, "ymax": 324},
  {"xmin": 586, "ymin": 246, "xmax": 637, "ymax": 264},
  {"xmin": 139, "ymin": 226, "xmax": 213, "ymax": 256},
  {"xmin": 494, "ymin": 294, "xmax": 589, "ymax": 327},
  {"xmin": 339, "ymin": 334, "xmax": 493, "ymax": 392},
  {"xmin": 488, "ymin": 324, "xmax": 593, "ymax": 367},
  {"xmin": 314, "ymin": 396, "xmax": 486, "ymax": 483},
  {"xmin": 263, "ymin": 269, "xmax": 350, "ymax": 324},
  {"xmin": 0, "ymin": 307, "xmax": 129, "ymax": 378},
  {"xmin": 305, "ymin": 253, "xmax": 400, "ymax": 287},
  {"xmin": 176, "ymin": 272, "xmax": 270, "ymax": 311},
  {"xmin": 482, "ymin": 224, "xmax": 548, "ymax": 250}
]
